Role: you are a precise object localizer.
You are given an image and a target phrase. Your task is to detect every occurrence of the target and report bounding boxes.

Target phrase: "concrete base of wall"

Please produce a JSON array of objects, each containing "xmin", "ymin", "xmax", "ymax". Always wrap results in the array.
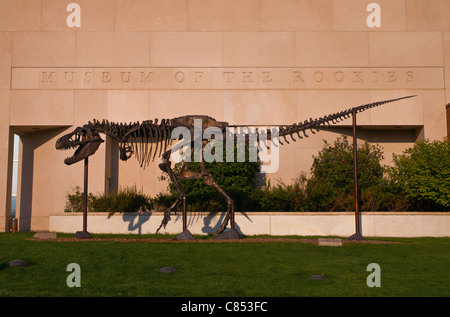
[{"xmin": 48, "ymin": 212, "xmax": 450, "ymax": 238}]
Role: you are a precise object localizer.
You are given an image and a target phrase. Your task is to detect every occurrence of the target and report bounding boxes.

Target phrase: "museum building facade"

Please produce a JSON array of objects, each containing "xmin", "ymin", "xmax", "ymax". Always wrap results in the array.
[{"xmin": 0, "ymin": 0, "xmax": 449, "ymax": 232}]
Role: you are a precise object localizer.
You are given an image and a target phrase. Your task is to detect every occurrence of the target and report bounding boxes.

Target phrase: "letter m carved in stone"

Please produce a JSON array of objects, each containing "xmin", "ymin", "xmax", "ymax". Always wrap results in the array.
[{"xmin": 41, "ymin": 71, "xmax": 55, "ymax": 83}]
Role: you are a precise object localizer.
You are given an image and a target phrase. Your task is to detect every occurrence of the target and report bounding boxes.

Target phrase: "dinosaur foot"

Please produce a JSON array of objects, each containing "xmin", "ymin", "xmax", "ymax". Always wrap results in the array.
[
  {"xmin": 174, "ymin": 230, "xmax": 196, "ymax": 241},
  {"xmin": 213, "ymin": 211, "xmax": 231, "ymax": 235},
  {"xmin": 156, "ymin": 209, "xmax": 172, "ymax": 233},
  {"xmin": 158, "ymin": 162, "xmax": 170, "ymax": 173}
]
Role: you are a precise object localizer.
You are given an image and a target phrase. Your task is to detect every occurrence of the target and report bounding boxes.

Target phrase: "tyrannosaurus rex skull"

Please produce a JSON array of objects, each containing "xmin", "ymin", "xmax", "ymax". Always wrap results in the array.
[{"xmin": 55, "ymin": 126, "xmax": 104, "ymax": 165}]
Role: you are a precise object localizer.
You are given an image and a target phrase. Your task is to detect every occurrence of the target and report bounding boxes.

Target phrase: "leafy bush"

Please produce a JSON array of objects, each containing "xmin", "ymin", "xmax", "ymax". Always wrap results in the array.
[
  {"xmin": 305, "ymin": 136, "xmax": 387, "ymax": 211},
  {"xmin": 255, "ymin": 174, "xmax": 309, "ymax": 211},
  {"xmin": 64, "ymin": 186, "xmax": 94, "ymax": 213},
  {"xmin": 64, "ymin": 186, "xmax": 153, "ymax": 217},
  {"xmin": 359, "ymin": 183, "xmax": 410, "ymax": 212},
  {"xmin": 90, "ymin": 186, "xmax": 153, "ymax": 217},
  {"xmin": 388, "ymin": 138, "xmax": 449, "ymax": 210}
]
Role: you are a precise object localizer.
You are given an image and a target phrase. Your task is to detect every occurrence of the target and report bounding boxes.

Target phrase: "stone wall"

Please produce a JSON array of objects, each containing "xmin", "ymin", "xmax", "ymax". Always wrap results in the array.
[{"xmin": 48, "ymin": 212, "xmax": 450, "ymax": 238}]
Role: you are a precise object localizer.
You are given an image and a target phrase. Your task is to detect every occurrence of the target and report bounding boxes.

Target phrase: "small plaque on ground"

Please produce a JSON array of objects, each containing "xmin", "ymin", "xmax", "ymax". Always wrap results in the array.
[
  {"xmin": 160, "ymin": 267, "xmax": 177, "ymax": 273},
  {"xmin": 309, "ymin": 275, "xmax": 326, "ymax": 280},
  {"xmin": 318, "ymin": 238, "xmax": 342, "ymax": 246},
  {"xmin": 8, "ymin": 260, "xmax": 28, "ymax": 267},
  {"xmin": 33, "ymin": 232, "xmax": 57, "ymax": 239}
]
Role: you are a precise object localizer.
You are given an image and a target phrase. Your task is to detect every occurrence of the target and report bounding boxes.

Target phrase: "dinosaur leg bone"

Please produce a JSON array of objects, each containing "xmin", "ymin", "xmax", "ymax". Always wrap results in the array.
[
  {"xmin": 203, "ymin": 173, "xmax": 235, "ymax": 235},
  {"xmin": 198, "ymin": 156, "xmax": 235, "ymax": 235},
  {"xmin": 156, "ymin": 153, "xmax": 186, "ymax": 233}
]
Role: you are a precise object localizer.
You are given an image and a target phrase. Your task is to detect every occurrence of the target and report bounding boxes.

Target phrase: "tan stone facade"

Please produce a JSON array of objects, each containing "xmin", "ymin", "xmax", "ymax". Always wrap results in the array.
[{"xmin": 1, "ymin": 0, "xmax": 448, "ymax": 232}]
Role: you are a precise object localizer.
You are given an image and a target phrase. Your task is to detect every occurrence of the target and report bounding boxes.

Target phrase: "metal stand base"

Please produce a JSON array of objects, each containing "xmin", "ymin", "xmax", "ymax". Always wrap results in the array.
[
  {"xmin": 348, "ymin": 232, "xmax": 365, "ymax": 241},
  {"xmin": 214, "ymin": 228, "xmax": 242, "ymax": 240},
  {"xmin": 75, "ymin": 231, "xmax": 92, "ymax": 239},
  {"xmin": 174, "ymin": 230, "xmax": 196, "ymax": 241}
]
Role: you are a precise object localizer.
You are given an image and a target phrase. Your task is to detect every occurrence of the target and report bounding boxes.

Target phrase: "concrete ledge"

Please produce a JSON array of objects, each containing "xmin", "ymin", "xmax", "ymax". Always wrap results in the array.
[{"xmin": 47, "ymin": 212, "xmax": 450, "ymax": 237}]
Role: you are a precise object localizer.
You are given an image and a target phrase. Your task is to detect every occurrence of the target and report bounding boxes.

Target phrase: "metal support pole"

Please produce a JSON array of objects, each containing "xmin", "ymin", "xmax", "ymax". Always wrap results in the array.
[
  {"xmin": 182, "ymin": 196, "xmax": 187, "ymax": 232},
  {"xmin": 349, "ymin": 110, "xmax": 364, "ymax": 241},
  {"xmin": 76, "ymin": 157, "xmax": 92, "ymax": 239},
  {"xmin": 83, "ymin": 157, "xmax": 88, "ymax": 232}
]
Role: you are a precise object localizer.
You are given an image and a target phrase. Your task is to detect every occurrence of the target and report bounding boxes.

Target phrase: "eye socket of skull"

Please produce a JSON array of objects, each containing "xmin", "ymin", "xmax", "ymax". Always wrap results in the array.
[
  {"xmin": 71, "ymin": 128, "xmax": 88, "ymax": 142},
  {"xmin": 81, "ymin": 128, "xmax": 88, "ymax": 140}
]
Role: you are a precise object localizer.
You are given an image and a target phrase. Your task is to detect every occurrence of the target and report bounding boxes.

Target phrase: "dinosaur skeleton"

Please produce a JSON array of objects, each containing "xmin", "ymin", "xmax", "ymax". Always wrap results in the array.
[{"xmin": 55, "ymin": 95, "xmax": 415, "ymax": 235}]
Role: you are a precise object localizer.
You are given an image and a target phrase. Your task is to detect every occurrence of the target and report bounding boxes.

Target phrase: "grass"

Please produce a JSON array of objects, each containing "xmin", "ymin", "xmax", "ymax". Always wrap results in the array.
[{"xmin": 0, "ymin": 232, "xmax": 449, "ymax": 297}]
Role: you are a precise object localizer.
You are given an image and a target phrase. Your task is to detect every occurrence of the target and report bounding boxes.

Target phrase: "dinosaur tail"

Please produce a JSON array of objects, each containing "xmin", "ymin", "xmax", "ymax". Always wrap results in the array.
[{"xmin": 277, "ymin": 95, "xmax": 416, "ymax": 144}]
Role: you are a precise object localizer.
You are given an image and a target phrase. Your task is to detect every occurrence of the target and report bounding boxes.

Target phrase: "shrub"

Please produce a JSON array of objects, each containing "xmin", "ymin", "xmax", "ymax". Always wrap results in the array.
[
  {"xmin": 305, "ymin": 136, "xmax": 386, "ymax": 211},
  {"xmin": 64, "ymin": 186, "xmax": 153, "ymax": 217},
  {"xmin": 388, "ymin": 138, "xmax": 449, "ymax": 210},
  {"xmin": 256, "ymin": 174, "xmax": 308, "ymax": 211},
  {"xmin": 64, "ymin": 186, "xmax": 94, "ymax": 213},
  {"xmin": 360, "ymin": 183, "xmax": 410, "ymax": 211}
]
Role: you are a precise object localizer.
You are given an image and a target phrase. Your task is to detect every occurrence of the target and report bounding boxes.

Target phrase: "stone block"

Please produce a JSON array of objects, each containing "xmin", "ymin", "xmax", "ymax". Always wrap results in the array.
[
  {"xmin": 12, "ymin": 32, "xmax": 76, "ymax": 67},
  {"xmin": 149, "ymin": 90, "xmax": 223, "ymax": 120},
  {"xmin": 333, "ymin": 0, "xmax": 406, "ymax": 31},
  {"xmin": 0, "ymin": 32, "xmax": 12, "ymax": 89},
  {"xmin": 74, "ymin": 90, "xmax": 107, "ymax": 126},
  {"xmin": 369, "ymin": 32, "xmax": 443, "ymax": 67},
  {"xmin": 188, "ymin": 0, "xmax": 260, "ymax": 31},
  {"xmin": 260, "ymin": 0, "xmax": 333, "ymax": 31},
  {"xmin": 150, "ymin": 32, "xmax": 222, "ymax": 67},
  {"xmin": 106, "ymin": 90, "xmax": 149, "ymax": 123},
  {"xmin": 223, "ymin": 32, "xmax": 296, "ymax": 67},
  {"xmin": 222, "ymin": 90, "xmax": 296, "ymax": 126},
  {"xmin": 42, "ymin": 0, "xmax": 115, "ymax": 31},
  {"xmin": 115, "ymin": 0, "xmax": 187, "ymax": 31},
  {"xmin": 318, "ymin": 238, "xmax": 342, "ymax": 246},
  {"xmin": 33, "ymin": 232, "xmax": 57, "ymax": 239},
  {"xmin": 0, "ymin": 90, "xmax": 10, "ymax": 148},
  {"xmin": 444, "ymin": 32, "xmax": 450, "ymax": 66},
  {"xmin": 10, "ymin": 68, "xmax": 39, "ymax": 90},
  {"xmin": 0, "ymin": 0, "xmax": 41, "ymax": 31},
  {"xmin": 296, "ymin": 32, "xmax": 369, "ymax": 67},
  {"xmin": 406, "ymin": 0, "xmax": 450, "ymax": 31},
  {"xmin": 422, "ymin": 90, "xmax": 447, "ymax": 140},
  {"xmin": 76, "ymin": 32, "xmax": 150, "ymax": 67},
  {"xmin": 10, "ymin": 90, "xmax": 74, "ymax": 126}
]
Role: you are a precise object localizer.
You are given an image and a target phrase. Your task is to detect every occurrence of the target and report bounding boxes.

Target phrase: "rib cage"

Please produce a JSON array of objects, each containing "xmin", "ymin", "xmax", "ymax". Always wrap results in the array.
[{"xmin": 86, "ymin": 118, "xmax": 174, "ymax": 168}]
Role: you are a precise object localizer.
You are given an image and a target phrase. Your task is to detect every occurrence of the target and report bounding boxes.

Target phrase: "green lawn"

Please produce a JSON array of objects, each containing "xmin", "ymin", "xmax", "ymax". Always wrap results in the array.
[{"xmin": 0, "ymin": 232, "xmax": 449, "ymax": 297}]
